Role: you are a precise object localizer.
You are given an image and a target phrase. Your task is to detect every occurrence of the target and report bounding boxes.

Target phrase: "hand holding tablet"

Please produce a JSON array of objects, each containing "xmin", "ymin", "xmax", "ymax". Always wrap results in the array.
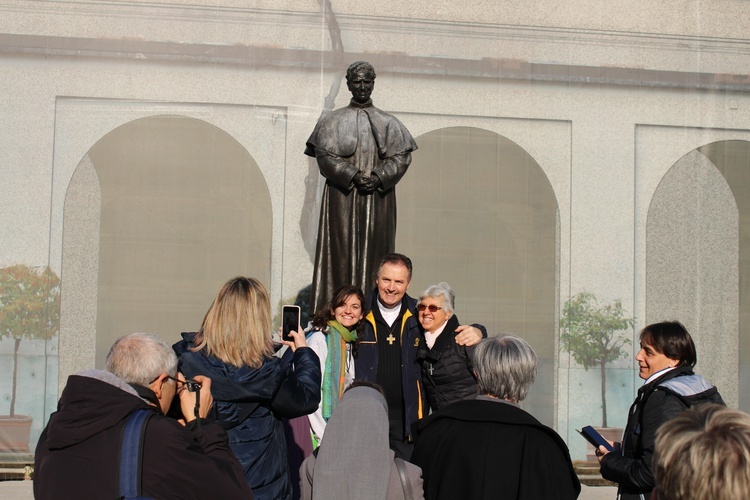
[{"xmin": 577, "ymin": 425, "xmax": 615, "ymax": 452}]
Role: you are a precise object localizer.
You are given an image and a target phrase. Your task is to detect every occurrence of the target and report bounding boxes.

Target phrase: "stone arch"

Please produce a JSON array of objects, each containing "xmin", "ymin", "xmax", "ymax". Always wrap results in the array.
[
  {"xmin": 61, "ymin": 115, "xmax": 272, "ymax": 372},
  {"xmin": 397, "ymin": 126, "xmax": 560, "ymax": 425},
  {"xmin": 646, "ymin": 142, "xmax": 741, "ymax": 408}
]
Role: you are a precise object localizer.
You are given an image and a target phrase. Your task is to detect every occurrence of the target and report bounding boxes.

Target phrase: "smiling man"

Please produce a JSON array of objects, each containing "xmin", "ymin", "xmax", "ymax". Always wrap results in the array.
[
  {"xmin": 597, "ymin": 321, "xmax": 725, "ymax": 500},
  {"xmin": 355, "ymin": 253, "xmax": 485, "ymax": 460},
  {"xmin": 305, "ymin": 61, "xmax": 418, "ymax": 316}
]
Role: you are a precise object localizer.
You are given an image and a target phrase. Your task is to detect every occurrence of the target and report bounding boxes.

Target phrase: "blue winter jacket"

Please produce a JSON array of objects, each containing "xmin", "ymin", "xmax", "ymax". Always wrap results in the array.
[{"xmin": 174, "ymin": 333, "xmax": 321, "ymax": 500}]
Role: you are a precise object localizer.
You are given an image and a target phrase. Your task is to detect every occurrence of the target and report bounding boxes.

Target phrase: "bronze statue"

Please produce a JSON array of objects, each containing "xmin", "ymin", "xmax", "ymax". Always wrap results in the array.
[{"xmin": 305, "ymin": 61, "xmax": 417, "ymax": 315}]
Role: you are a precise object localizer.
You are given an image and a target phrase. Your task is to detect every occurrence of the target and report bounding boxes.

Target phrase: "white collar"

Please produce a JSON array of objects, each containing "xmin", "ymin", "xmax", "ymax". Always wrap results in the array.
[
  {"xmin": 377, "ymin": 298, "xmax": 400, "ymax": 327},
  {"xmin": 424, "ymin": 321, "xmax": 449, "ymax": 349},
  {"xmin": 644, "ymin": 366, "xmax": 676, "ymax": 385}
]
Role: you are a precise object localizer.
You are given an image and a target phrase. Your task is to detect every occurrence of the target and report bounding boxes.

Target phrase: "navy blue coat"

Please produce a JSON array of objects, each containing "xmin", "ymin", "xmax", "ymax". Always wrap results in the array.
[
  {"xmin": 355, "ymin": 291, "xmax": 426, "ymax": 441},
  {"xmin": 174, "ymin": 333, "xmax": 321, "ymax": 500}
]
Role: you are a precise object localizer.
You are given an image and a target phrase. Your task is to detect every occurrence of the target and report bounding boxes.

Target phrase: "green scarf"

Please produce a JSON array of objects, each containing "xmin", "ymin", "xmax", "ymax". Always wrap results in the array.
[{"xmin": 322, "ymin": 320, "xmax": 358, "ymax": 420}]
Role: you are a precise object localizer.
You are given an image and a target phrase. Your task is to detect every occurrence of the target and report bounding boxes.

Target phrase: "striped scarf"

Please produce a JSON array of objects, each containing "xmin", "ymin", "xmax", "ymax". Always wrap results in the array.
[{"xmin": 322, "ymin": 320, "xmax": 358, "ymax": 420}]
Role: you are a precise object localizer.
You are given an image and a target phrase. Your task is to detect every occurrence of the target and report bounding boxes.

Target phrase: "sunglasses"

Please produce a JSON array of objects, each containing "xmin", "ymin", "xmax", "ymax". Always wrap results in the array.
[{"xmin": 417, "ymin": 304, "xmax": 442, "ymax": 313}]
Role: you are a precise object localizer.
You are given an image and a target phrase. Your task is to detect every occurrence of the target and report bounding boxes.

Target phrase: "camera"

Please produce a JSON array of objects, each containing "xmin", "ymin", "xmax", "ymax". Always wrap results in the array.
[
  {"xmin": 165, "ymin": 377, "xmax": 202, "ymax": 420},
  {"xmin": 184, "ymin": 379, "xmax": 201, "ymax": 392}
]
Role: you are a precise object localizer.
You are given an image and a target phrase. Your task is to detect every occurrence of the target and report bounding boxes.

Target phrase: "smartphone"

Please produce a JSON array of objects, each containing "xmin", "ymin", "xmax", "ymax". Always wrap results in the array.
[
  {"xmin": 282, "ymin": 305, "xmax": 301, "ymax": 342},
  {"xmin": 577, "ymin": 425, "xmax": 615, "ymax": 451}
]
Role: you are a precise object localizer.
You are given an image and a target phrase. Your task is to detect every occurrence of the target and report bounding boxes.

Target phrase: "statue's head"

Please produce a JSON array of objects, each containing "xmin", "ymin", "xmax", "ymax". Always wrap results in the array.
[{"xmin": 346, "ymin": 61, "xmax": 376, "ymax": 104}]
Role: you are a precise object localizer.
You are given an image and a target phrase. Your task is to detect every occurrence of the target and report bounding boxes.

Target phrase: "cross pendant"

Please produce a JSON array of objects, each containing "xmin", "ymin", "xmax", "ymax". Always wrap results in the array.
[
  {"xmin": 386, "ymin": 333, "xmax": 396, "ymax": 345},
  {"xmin": 429, "ymin": 363, "xmax": 434, "ymax": 375}
]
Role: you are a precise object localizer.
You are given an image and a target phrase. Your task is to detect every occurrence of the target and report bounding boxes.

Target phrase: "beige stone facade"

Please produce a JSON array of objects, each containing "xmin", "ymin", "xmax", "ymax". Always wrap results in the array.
[{"xmin": 1, "ymin": 0, "xmax": 748, "ymax": 459}]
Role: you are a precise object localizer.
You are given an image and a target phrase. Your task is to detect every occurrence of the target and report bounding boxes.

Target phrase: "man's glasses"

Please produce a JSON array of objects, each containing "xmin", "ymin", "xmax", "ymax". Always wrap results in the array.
[
  {"xmin": 167, "ymin": 375, "xmax": 202, "ymax": 421},
  {"xmin": 162, "ymin": 375, "xmax": 201, "ymax": 392},
  {"xmin": 417, "ymin": 304, "xmax": 442, "ymax": 313}
]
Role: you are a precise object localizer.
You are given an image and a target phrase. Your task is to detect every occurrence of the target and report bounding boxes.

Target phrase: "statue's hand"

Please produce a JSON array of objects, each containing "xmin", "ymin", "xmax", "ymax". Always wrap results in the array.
[
  {"xmin": 358, "ymin": 174, "xmax": 381, "ymax": 193},
  {"xmin": 352, "ymin": 171, "xmax": 368, "ymax": 189}
]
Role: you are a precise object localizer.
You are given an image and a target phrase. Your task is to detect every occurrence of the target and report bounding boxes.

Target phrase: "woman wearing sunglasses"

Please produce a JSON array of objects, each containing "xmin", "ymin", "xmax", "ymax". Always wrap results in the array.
[{"xmin": 415, "ymin": 282, "xmax": 480, "ymax": 412}]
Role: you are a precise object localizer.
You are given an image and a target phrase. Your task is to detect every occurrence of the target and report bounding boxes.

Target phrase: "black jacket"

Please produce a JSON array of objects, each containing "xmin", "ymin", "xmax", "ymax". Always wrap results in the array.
[
  {"xmin": 356, "ymin": 290, "xmax": 426, "ymax": 441},
  {"xmin": 416, "ymin": 314, "xmax": 478, "ymax": 411},
  {"xmin": 412, "ymin": 398, "xmax": 580, "ymax": 500},
  {"xmin": 34, "ymin": 371, "xmax": 253, "ymax": 500},
  {"xmin": 600, "ymin": 366, "xmax": 725, "ymax": 500},
  {"xmin": 174, "ymin": 333, "xmax": 321, "ymax": 500}
]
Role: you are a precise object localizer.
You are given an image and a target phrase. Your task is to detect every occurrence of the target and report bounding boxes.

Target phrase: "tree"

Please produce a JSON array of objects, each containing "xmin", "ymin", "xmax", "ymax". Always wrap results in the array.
[
  {"xmin": 560, "ymin": 292, "xmax": 634, "ymax": 427},
  {"xmin": 0, "ymin": 265, "xmax": 61, "ymax": 416}
]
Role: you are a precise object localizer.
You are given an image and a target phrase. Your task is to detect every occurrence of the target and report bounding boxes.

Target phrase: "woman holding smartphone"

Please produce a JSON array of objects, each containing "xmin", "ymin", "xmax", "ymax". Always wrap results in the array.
[{"xmin": 174, "ymin": 276, "xmax": 321, "ymax": 500}]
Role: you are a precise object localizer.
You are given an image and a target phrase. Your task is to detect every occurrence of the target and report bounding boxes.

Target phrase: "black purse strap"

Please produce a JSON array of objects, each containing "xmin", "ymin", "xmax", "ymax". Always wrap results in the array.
[{"xmin": 394, "ymin": 458, "xmax": 414, "ymax": 500}]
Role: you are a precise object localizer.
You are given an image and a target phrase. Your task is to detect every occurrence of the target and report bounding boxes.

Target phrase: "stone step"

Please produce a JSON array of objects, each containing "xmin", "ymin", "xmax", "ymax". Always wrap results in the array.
[
  {"xmin": 573, "ymin": 461, "xmax": 616, "ymax": 487},
  {"xmin": 578, "ymin": 475, "xmax": 616, "ymax": 487}
]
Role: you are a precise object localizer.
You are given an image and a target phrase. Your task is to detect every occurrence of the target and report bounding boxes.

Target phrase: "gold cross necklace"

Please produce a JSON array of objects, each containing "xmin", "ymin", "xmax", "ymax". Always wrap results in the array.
[{"xmin": 384, "ymin": 321, "xmax": 398, "ymax": 346}]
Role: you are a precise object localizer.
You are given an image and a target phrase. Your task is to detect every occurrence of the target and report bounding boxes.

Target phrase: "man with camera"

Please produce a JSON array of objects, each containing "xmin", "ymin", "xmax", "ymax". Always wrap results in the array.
[{"xmin": 34, "ymin": 332, "xmax": 253, "ymax": 499}]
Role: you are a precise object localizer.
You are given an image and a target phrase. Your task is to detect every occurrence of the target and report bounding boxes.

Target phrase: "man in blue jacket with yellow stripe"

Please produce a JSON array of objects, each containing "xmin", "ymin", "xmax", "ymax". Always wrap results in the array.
[{"xmin": 355, "ymin": 253, "xmax": 485, "ymax": 460}]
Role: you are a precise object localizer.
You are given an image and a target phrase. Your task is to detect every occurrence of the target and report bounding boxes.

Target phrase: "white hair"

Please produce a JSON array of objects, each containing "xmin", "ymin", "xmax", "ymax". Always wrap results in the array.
[
  {"xmin": 106, "ymin": 332, "xmax": 178, "ymax": 387},
  {"xmin": 418, "ymin": 282, "xmax": 455, "ymax": 315}
]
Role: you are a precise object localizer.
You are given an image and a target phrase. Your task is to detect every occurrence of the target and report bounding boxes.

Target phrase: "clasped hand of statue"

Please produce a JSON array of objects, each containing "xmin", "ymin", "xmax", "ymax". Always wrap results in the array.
[{"xmin": 353, "ymin": 171, "xmax": 381, "ymax": 193}]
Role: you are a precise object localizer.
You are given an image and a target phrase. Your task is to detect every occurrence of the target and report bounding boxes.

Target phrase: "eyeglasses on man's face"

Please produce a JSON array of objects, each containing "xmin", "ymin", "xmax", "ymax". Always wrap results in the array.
[
  {"xmin": 417, "ymin": 304, "xmax": 442, "ymax": 313},
  {"xmin": 151, "ymin": 374, "xmax": 201, "ymax": 392}
]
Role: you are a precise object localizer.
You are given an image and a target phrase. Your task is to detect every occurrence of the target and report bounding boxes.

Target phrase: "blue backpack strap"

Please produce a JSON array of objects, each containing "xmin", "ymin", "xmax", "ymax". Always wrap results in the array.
[{"xmin": 118, "ymin": 409, "xmax": 154, "ymax": 499}]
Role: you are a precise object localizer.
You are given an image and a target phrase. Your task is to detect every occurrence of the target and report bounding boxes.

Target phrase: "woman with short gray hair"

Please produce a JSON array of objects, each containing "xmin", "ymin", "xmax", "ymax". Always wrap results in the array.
[
  {"xmin": 412, "ymin": 335, "xmax": 580, "ymax": 500},
  {"xmin": 473, "ymin": 334, "xmax": 537, "ymax": 403},
  {"xmin": 415, "ymin": 282, "xmax": 479, "ymax": 411}
]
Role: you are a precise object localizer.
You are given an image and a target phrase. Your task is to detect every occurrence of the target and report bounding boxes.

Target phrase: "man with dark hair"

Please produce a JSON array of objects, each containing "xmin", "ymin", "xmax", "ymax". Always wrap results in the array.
[
  {"xmin": 598, "ymin": 321, "xmax": 725, "ymax": 499},
  {"xmin": 34, "ymin": 333, "xmax": 253, "ymax": 499},
  {"xmin": 356, "ymin": 253, "xmax": 485, "ymax": 460},
  {"xmin": 305, "ymin": 61, "xmax": 418, "ymax": 315}
]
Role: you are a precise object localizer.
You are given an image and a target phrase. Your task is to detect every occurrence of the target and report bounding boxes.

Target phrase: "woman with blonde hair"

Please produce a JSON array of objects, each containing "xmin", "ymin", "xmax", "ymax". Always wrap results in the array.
[{"xmin": 174, "ymin": 277, "xmax": 321, "ymax": 500}]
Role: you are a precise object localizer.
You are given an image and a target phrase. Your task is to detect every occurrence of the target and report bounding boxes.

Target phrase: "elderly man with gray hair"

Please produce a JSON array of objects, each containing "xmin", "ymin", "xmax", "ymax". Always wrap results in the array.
[
  {"xmin": 34, "ymin": 333, "xmax": 253, "ymax": 499},
  {"xmin": 412, "ymin": 335, "xmax": 580, "ymax": 500}
]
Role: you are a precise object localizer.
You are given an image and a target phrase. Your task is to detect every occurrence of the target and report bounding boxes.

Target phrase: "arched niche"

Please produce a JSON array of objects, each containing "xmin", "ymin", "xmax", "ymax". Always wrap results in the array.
[
  {"xmin": 647, "ymin": 142, "xmax": 742, "ymax": 409},
  {"xmin": 61, "ymin": 115, "xmax": 272, "ymax": 371},
  {"xmin": 397, "ymin": 126, "xmax": 560, "ymax": 425}
]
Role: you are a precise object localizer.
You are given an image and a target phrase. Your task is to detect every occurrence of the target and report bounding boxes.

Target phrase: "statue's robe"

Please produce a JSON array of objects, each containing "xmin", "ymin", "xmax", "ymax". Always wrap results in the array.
[{"xmin": 305, "ymin": 99, "xmax": 417, "ymax": 315}]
